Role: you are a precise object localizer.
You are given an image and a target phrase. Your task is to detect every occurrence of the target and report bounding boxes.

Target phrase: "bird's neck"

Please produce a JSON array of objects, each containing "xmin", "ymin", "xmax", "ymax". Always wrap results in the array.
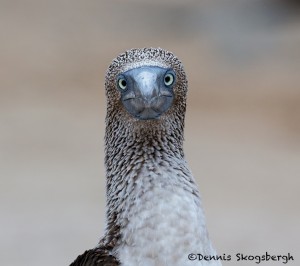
[
  {"xmin": 102, "ymin": 120, "xmax": 216, "ymax": 265},
  {"xmin": 101, "ymin": 118, "xmax": 217, "ymax": 265},
  {"xmin": 104, "ymin": 119, "xmax": 186, "ymax": 204},
  {"xmin": 103, "ymin": 117, "xmax": 185, "ymax": 228}
]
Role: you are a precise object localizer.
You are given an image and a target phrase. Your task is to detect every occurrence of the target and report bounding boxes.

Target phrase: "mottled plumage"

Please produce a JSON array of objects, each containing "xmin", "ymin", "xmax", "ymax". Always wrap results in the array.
[
  {"xmin": 70, "ymin": 248, "xmax": 119, "ymax": 266},
  {"xmin": 70, "ymin": 48, "xmax": 221, "ymax": 266}
]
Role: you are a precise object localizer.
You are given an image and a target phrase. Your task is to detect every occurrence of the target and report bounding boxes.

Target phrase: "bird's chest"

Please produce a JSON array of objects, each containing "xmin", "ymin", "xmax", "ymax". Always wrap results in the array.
[{"xmin": 114, "ymin": 166, "xmax": 212, "ymax": 266}]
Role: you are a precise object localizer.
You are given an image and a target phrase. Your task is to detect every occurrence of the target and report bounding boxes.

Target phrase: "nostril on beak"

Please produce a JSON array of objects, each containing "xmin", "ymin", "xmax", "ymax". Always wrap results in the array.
[{"xmin": 143, "ymin": 87, "xmax": 159, "ymax": 103}]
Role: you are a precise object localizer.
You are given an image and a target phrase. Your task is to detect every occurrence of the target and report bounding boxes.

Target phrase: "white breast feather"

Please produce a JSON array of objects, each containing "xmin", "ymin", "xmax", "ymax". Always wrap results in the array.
[{"xmin": 115, "ymin": 160, "xmax": 221, "ymax": 266}]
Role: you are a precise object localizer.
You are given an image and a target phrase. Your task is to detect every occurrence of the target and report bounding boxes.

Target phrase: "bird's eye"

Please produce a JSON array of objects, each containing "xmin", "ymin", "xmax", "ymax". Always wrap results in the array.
[
  {"xmin": 118, "ymin": 78, "xmax": 127, "ymax": 90},
  {"xmin": 164, "ymin": 73, "xmax": 175, "ymax": 86}
]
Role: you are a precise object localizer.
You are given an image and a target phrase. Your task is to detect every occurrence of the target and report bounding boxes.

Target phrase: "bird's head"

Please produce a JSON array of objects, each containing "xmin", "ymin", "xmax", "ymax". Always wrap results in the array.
[{"xmin": 105, "ymin": 48, "xmax": 188, "ymax": 138}]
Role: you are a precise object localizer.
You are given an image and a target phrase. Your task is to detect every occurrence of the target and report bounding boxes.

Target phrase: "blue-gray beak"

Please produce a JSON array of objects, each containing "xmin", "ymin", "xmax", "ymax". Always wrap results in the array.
[{"xmin": 116, "ymin": 66, "xmax": 175, "ymax": 120}]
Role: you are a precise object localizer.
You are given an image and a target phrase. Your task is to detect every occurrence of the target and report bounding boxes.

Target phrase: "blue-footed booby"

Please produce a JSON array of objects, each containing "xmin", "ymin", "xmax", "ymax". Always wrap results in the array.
[{"xmin": 70, "ymin": 48, "xmax": 221, "ymax": 266}]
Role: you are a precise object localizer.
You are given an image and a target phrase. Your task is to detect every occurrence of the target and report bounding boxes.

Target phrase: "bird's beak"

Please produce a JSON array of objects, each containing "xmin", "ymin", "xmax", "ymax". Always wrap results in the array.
[{"xmin": 118, "ymin": 66, "xmax": 174, "ymax": 120}]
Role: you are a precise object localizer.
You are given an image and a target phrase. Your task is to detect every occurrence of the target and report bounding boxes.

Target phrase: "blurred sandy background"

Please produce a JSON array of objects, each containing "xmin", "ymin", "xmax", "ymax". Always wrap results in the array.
[{"xmin": 1, "ymin": 1, "xmax": 299, "ymax": 265}]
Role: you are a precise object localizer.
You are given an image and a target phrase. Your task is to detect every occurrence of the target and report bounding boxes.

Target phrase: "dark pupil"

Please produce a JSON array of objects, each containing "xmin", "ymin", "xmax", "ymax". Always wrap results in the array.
[
  {"xmin": 165, "ymin": 76, "xmax": 171, "ymax": 83},
  {"xmin": 121, "ymin": 80, "xmax": 127, "ymax": 87}
]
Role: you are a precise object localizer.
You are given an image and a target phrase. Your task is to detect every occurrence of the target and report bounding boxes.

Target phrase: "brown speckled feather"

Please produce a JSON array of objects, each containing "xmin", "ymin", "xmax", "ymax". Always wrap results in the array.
[{"xmin": 70, "ymin": 247, "xmax": 120, "ymax": 266}]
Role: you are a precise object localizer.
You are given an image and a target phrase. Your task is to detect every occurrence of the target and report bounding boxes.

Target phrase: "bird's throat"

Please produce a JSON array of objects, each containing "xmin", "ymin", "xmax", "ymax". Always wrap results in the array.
[{"xmin": 103, "ymin": 130, "xmax": 214, "ymax": 265}]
